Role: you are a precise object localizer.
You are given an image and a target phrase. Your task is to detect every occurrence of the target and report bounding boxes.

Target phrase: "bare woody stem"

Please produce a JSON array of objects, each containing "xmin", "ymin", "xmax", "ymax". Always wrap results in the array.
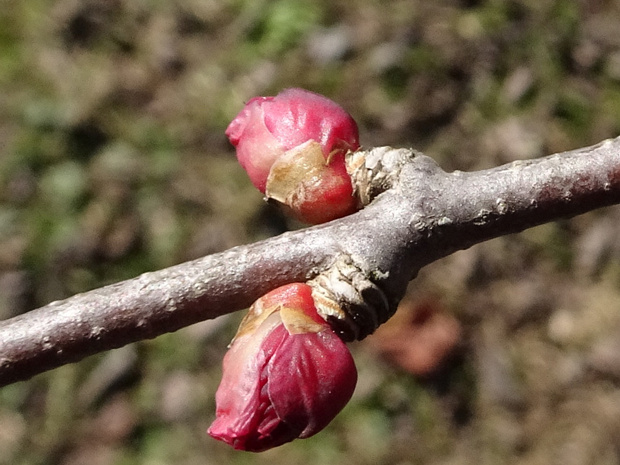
[{"xmin": 1, "ymin": 137, "xmax": 620, "ymax": 387}]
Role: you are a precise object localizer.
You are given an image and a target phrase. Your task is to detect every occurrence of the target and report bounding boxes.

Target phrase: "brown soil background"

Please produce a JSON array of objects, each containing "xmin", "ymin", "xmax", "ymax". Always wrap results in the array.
[{"xmin": 2, "ymin": 1, "xmax": 620, "ymax": 464}]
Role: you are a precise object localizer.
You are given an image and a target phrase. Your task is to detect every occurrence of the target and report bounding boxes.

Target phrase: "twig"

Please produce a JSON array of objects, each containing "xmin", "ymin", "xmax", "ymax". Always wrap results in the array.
[{"xmin": 1, "ymin": 138, "xmax": 619, "ymax": 386}]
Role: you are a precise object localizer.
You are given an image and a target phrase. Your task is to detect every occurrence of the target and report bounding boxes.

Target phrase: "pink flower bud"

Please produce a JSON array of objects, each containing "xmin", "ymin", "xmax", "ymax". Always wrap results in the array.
[
  {"xmin": 226, "ymin": 88, "xmax": 360, "ymax": 224},
  {"xmin": 208, "ymin": 283, "xmax": 357, "ymax": 452}
]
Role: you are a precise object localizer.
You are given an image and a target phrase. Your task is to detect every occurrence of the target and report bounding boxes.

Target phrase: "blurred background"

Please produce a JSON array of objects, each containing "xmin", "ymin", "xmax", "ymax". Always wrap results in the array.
[{"xmin": 2, "ymin": 0, "xmax": 620, "ymax": 464}]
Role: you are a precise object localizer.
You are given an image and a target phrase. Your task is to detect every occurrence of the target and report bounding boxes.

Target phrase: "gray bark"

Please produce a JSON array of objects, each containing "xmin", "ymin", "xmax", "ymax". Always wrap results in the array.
[{"xmin": 1, "ymin": 138, "xmax": 619, "ymax": 386}]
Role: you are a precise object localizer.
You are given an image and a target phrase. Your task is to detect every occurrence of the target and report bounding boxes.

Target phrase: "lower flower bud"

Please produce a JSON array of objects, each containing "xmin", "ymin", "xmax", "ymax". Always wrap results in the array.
[{"xmin": 208, "ymin": 283, "xmax": 357, "ymax": 452}]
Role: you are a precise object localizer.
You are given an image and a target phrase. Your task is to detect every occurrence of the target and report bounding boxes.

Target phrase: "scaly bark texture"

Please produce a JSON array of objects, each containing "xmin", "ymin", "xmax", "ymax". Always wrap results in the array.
[{"xmin": 1, "ymin": 137, "xmax": 619, "ymax": 386}]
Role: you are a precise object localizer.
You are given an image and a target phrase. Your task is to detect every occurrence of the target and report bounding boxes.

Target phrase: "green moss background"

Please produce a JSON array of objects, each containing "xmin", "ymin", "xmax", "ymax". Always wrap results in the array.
[{"xmin": 2, "ymin": 1, "xmax": 620, "ymax": 464}]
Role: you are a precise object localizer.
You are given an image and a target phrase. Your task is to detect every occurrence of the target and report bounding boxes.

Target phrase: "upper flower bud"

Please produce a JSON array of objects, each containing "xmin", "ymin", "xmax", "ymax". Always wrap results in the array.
[
  {"xmin": 208, "ymin": 283, "xmax": 357, "ymax": 452},
  {"xmin": 226, "ymin": 88, "xmax": 360, "ymax": 224}
]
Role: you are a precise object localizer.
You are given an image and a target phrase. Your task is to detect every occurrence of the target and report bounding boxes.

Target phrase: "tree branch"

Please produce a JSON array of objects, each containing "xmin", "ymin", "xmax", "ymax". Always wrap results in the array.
[{"xmin": 1, "ymin": 137, "xmax": 619, "ymax": 387}]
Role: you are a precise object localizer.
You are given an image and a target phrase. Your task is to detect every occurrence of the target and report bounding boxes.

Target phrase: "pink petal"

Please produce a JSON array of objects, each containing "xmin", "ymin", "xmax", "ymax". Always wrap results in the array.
[
  {"xmin": 268, "ymin": 327, "xmax": 357, "ymax": 438},
  {"xmin": 263, "ymin": 88, "xmax": 359, "ymax": 157},
  {"xmin": 208, "ymin": 313, "xmax": 282, "ymax": 450},
  {"xmin": 226, "ymin": 97, "xmax": 285, "ymax": 192}
]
